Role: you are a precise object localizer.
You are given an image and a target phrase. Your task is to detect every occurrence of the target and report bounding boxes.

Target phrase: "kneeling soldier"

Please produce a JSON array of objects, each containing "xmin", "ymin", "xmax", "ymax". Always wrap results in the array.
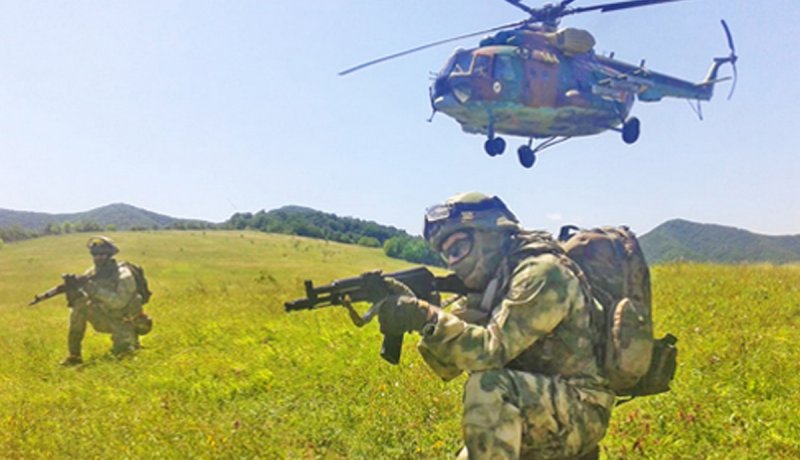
[
  {"xmin": 374, "ymin": 193, "xmax": 613, "ymax": 459},
  {"xmin": 61, "ymin": 236, "xmax": 147, "ymax": 365}
]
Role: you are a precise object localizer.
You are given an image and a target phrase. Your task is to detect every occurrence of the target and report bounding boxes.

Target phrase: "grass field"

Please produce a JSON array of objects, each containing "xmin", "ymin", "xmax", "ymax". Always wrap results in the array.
[{"xmin": 1, "ymin": 231, "xmax": 798, "ymax": 459}]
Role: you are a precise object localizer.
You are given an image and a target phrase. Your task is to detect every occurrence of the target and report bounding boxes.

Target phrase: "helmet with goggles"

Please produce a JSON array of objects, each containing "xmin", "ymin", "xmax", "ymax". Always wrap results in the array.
[
  {"xmin": 423, "ymin": 192, "xmax": 520, "ymax": 250},
  {"xmin": 87, "ymin": 236, "xmax": 119, "ymax": 256}
]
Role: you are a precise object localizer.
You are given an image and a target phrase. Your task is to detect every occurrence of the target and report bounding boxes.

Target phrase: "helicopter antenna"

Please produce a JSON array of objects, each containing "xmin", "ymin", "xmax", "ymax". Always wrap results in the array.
[
  {"xmin": 687, "ymin": 99, "xmax": 703, "ymax": 121},
  {"xmin": 338, "ymin": 20, "xmax": 526, "ymax": 76}
]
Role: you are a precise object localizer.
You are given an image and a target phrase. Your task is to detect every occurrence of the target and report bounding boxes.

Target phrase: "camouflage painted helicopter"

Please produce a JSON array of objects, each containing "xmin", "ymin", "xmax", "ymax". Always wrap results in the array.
[{"xmin": 340, "ymin": 0, "xmax": 738, "ymax": 168}]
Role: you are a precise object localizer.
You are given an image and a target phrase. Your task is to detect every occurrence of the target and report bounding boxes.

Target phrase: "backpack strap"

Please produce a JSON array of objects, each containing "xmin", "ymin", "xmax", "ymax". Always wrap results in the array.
[{"xmin": 558, "ymin": 224, "xmax": 581, "ymax": 242}]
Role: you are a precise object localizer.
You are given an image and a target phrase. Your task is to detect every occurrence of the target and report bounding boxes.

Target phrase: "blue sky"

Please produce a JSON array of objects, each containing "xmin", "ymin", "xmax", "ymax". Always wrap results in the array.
[{"xmin": 1, "ymin": 1, "xmax": 797, "ymax": 237}]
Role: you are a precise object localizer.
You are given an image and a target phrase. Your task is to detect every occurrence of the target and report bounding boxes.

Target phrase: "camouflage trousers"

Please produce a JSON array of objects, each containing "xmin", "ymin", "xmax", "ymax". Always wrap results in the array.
[
  {"xmin": 68, "ymin": 304, "xmax": 138, "ymax": 356},
  {"xmin": 456, "ymin": 369, "xmax": 611, "ymax": 460}
]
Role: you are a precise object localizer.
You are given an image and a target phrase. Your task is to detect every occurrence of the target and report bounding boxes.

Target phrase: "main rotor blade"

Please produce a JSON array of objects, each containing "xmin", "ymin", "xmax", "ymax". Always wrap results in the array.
[
  {"xmin": 504, "ymin": 0, "xmax": 537, "ymax": 16},
  {"xmin": 569, "ymin": 0, "xmax": 686, "ymax": 15},
  {"xmin": 338, "ymin": 20, "xmax": 526, "ymax": 76}
]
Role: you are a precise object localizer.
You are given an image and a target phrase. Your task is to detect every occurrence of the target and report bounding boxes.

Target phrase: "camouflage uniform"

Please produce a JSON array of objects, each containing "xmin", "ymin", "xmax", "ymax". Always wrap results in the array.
[
  {"xmin": 65, "ymin": 237, "xmax": 143, "ymax": 362},
  {"xmin": 381, "ymin": 193, "xmax": 615, "ymax": 459},
  {"xmin": 68, "ymin": 261, "xmax": 143, "ymax": 356},
  {"xmin": 419, "ymin": 233, "xmax": 613, "ymax": 459}
]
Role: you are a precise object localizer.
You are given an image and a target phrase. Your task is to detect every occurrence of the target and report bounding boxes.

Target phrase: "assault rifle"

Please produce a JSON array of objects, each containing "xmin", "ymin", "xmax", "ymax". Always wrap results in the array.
[
  {"xmin": 285, "ymin": 266, "xmax": 472, "ymax": 365},
  {"xmin": 29, "ymin": 273, "xmax": 91, "ymax": 306}
]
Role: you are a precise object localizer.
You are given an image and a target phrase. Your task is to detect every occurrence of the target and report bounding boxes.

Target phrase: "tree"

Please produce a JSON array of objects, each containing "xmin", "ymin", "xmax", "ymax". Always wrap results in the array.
[
  {"xmin": 357, "ymin": 236, "xmax": 381, "ymax": 248},
  {"xmin": 44, "ymin": 222, "xmax": 63, "ymax": 235}
]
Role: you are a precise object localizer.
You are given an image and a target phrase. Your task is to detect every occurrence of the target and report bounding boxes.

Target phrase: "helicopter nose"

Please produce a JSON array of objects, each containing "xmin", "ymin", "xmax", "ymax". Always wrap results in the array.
[
  {"xmin": 432, "ymin": 92, "xmax": 459, "ymax": 111},
  {"xmin": 431, "ymin": 75, "xmax": 466, "ymax": 109},
  {"xmin": 433, "ymin": 75, "xmax": 450, "ymax": 98}
]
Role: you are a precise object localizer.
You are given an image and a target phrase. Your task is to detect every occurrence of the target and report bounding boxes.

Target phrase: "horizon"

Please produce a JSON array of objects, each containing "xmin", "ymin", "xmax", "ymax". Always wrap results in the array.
[{"xmin": 2, "ymin": 201, "xmax": 798, "ymax": 238}]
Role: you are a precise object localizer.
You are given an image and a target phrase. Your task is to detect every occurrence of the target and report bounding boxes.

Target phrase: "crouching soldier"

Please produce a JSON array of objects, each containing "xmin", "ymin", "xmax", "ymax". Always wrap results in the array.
[
  {"xmin": 373, "ymin": 193, "xmax": 613, "ymax": 459},
  {"xmin": 61, "ymin": 236, "xmax": 152, "ymax": 365}
]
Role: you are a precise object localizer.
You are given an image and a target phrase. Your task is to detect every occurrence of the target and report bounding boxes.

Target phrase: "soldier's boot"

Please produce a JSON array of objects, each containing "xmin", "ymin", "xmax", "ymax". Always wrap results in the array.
[
  {"xmin": 577, "ymin": 446, "xmax": 600, "ymax": 460},
  {"xmin": 112, "ymin": 334, "xmax": 136, "ymax": 358},
  {"xmin": 60, "ymin": 355, "xmax": 83, "ymax": 366},
  {"xmin": 112, "ymin": 344, "xmax": 136, "ymax": 359},
  {"xmin": 64, "ymin": 329, "xmax": 85, "ymax": 366}
]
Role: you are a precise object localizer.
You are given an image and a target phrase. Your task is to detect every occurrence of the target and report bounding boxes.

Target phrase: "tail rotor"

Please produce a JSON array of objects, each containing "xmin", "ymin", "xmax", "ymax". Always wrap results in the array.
[{"xmin": 720, "ymin": 19, "xmax": 738, "ymax": 100}]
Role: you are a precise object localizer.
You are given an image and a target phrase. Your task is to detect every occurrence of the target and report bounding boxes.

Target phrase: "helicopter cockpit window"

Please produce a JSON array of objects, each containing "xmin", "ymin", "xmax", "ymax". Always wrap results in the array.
[
  {"xmin": 450, "ymin": 51, "xmax": 473, "ymax": 75},
  {"xmin": 472, "ymin": 55, "xmax": 491, "ymax": 77},
  {"xmin": 494, "ymin": 55, "xmax": 517, "ymax": 81}
]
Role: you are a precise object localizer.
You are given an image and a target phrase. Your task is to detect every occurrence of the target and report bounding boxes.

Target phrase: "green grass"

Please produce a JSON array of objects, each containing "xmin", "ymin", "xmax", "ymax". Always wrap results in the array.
[{"xmin": 1, "ymin": 232, "xmax": 798, "ymax": 458}]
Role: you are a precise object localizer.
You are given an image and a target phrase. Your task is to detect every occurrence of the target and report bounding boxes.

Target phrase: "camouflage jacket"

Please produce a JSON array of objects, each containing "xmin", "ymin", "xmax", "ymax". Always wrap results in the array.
[
  {"xmin": 79, "ymin": 259, "xmax": 141, "ymax": 314},
  {"xmin": 418, "ymin": 232, "xmax": 613, "ymax": 406}
]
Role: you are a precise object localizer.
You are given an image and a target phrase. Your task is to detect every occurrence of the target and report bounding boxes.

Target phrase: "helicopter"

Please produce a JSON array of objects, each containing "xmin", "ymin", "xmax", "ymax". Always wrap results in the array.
[{"xmin": 340, "ymin": 0, "xmax": 738, "ymax": 168}]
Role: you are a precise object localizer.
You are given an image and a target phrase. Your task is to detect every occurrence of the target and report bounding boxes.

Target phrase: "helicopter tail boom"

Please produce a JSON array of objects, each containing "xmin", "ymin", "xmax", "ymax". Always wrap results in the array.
[{"xmin": 596, "ymin": 19, "xmax": 737, "ymax": 103}]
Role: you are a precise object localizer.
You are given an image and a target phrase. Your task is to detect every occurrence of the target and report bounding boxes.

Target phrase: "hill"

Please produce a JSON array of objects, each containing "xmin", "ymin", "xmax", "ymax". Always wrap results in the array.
[
  {"xmin": 7, "ymin": 204, "xmax": 799, "ymax": 266},
  {"xmin": 225, "ymin": 205, "xmax": 404, "ymax": 244},
  {"xmin": 0, "ymin": 232, "xmax": 798, "ymax": 457},
  {"xmin": 640, "ymin": 219, "xmax": 800, "ymax": 264},
  {"xmin": 0, "ymin": 203, "xmax": 212, "ymax": 232},
  {"xmin": 224, "ymin": 205, "xmax": 443, "ymax": 266}
]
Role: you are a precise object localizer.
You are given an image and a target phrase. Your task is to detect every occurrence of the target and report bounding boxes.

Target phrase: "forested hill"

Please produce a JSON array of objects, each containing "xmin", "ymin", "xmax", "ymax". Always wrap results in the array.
[
  {"xmin": 0, "ymin": 203, "xmax": 212, "ymax": 233},
  {"xmin": 223, "ymin": 206, "xmax": 443, "ymax": 267},
  {"xmin": 0, "ymin": 203, "xmax": 442, "ymax": 266},
  {"xmin": 225, "ymin": 206, "xmax": 402, "ymax": 245},
  {"xmin": 7, "ymin": 203, "xmax": 798, "ymax": 266},
  {"xmin": 640, "ymin": 219, "xmax": 800, "ymax": 264}
]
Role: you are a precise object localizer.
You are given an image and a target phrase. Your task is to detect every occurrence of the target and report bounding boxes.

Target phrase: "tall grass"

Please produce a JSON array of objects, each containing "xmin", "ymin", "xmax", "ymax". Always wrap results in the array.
[{"xmin": 1, "ymin": 232, "xmax": 798, "ymax": 458}]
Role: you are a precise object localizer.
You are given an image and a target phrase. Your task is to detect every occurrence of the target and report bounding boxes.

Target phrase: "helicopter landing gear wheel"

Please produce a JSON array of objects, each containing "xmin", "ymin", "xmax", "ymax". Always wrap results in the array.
[
  {"xmin": 622, "ymin": 117, "xmax": 640, "ymax": 144},
  {"xmin": 518, "ymin": 145, "xmax": 536, "ymax": 168},
  {"xmin": 484, "ymin": 137, "xmax": 506, "ymax": 157}
]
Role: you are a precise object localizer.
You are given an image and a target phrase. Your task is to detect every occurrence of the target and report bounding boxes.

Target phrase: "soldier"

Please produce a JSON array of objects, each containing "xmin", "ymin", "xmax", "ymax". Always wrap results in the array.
[
  {"xmin": 374, "ymin": 192, "xmax": 613, "ymax": 459},
  {"xmin": 60, "ymin": 236, "xmax": 149, "ymax": 365}
]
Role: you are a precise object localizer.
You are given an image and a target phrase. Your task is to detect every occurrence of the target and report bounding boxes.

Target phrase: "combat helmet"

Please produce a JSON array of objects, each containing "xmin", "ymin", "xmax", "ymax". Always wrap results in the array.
[
  {"xmin": 423, "ymin": 192, "xmax": 521, "ymax": 250},
  {"xmin": 87, "ymin": 236, "xmax": 119, "ymax": 256}
]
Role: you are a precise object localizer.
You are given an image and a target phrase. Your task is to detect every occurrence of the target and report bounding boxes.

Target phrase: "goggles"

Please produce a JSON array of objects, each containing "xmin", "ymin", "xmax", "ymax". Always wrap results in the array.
[
  {"xmin": 87, "ymin": 237, "xmax": 116, "ymax": 255},
  {"xmin": 440, "ymin": 231, "xmax": 474, "ymax": 265}
]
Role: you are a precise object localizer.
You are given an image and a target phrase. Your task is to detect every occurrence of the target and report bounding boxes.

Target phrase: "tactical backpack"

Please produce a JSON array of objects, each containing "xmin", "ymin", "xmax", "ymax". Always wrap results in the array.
[
  {"xmin": 559, "ymin": 225, "xmax": 678, "ymax": 399},
  {"xmin": 121, "ymin": 261, "xmax": 152, "ymax": 304},
  {"xmin": 120, "ymin": 261, "xmax": 153, "ymax": 335}
]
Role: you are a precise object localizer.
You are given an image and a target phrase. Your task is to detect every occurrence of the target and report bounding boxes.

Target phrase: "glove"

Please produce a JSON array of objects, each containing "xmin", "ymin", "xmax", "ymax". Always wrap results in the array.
[
  {"xmin": 62, "ymin": 273, "xmax": 80, "ymax": 288},
  {"xmin": 376, "ymin": 278, "xmax": 437, "ymax": 336},
  {"xmin": 82, "ymin": 280, "xmax": 99, "ymax": 297}
]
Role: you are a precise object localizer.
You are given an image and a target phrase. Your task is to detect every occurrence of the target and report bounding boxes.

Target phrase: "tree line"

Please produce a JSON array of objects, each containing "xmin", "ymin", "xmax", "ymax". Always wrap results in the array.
[
  {"xmin": 224, "ymin": 207, "xmax": 444, "ymax": 267},
  {"xmin": 1, "ymin": 207, "xmax": 445, "ymax": 267},
  {"xmin": 0, "ymin": 220, "xmax": 213, "ymax": 245}
]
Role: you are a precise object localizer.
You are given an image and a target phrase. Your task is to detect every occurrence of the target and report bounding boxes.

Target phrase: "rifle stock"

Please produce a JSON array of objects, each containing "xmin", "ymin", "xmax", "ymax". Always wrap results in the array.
[{"xmin": 285, "ymin": 266, "xmax": 470, "ymax": 364}]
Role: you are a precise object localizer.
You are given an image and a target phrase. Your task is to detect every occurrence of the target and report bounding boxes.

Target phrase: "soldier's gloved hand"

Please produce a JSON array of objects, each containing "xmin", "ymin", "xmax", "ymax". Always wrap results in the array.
[
  {"xmin": 82, "ymin": 280, "xmax": 99, "ymax": 297},
  {"xmin": 62, "ymin": 273, "xmax": 79, "ymax": 287},
  {"xmin": 376, "ymin": 278, "xmax": 438, "ymax": 336}
]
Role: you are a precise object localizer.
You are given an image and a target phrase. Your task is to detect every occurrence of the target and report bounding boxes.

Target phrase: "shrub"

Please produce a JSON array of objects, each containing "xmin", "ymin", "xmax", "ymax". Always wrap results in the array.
[{"xmin": 357, "ymin": 236, "xmax": 381, "ymax": 248}]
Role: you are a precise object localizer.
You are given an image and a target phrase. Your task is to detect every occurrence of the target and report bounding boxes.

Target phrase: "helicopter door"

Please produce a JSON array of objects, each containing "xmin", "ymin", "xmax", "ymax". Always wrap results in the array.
[
  {"xmin": 469, "ymin": 54, "xmax": 496, "ymax": 100},
  {"xmin": 525, "ymin": 53, "xmax": 558, "ymax": 108},
  {"xmin": 492, "ymin": 54, "xmax": 522, "ymax": 100}
]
